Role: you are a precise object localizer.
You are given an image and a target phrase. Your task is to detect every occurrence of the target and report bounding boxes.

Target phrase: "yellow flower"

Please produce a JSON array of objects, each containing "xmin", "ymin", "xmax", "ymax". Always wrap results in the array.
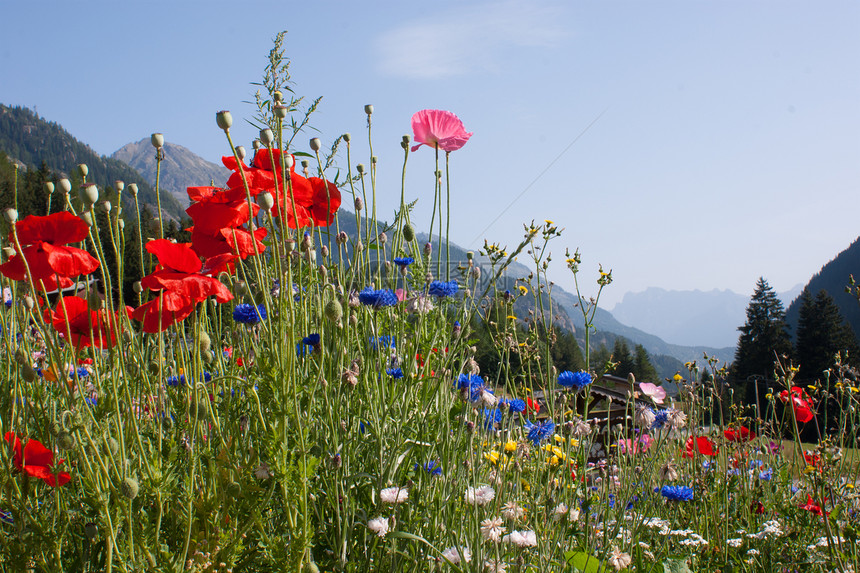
[
  {"xmin": 518, "ymin": 285, "xmax": 528, "ymax": 295},
  {"xmin": 570, "ymin": 438, "xmax": 580, "ymax": 447},
  {"xmin": 504, "ymin": 440, "xmax": 517, "ymax": 453},
  {"xmin": 520, "ymin": 478, "xmax": 531, "ymax": 492},
  {"xmin": 847, "ymin": 483, "xmax": 855, "ymax": 490},
  {"xmin": 549, "ymin": 455, "xmax": 561, "ymax": 466},
  {"xmin": 673, "ymin": 373, "xmax": 683, "ymax": 383},
  {"xmin": 484, "ymin": 450, "xmax": 501, "ymax": 465},
  {"xmin": 545, "ymin": 219, "xmax": 554, "ymax": 225},
  {"xmin": 765, "ymin": 393, "xmax": 773, "ymax": 400},
  {"xmin": 554, "ymin": 434, "xmax": 565, "ymax": 444},
  {"xmin": 808, "ymin": 385, "xmax": 817, "ymax": 391},
  {"xmin": 507, "ymin": 315, "xmax": 518, "ymax": 320},
  {"xmin": 851, "ymin": 387, "xmax": 859, "ymax": 394}
]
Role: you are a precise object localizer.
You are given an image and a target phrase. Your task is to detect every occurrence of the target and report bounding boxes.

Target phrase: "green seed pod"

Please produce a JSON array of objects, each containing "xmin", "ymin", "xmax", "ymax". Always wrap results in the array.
[
  {"xmin": 23, "ymin": 295, "xmax": 35, "ymax": 310},
  {"xmin": 80, "ymin": 212, "xmax": 94, "ymax": 227},
  {"xmin": 150, "ymin": 133, "xmax": 164, "ymax": 149},
  {"xmin": 106, "ymin": 437, "xmax": 120, "ymax": 455},
  {"xmin": 14, "ymin": 349, "xmax": 27, "ymax": 365},
  {"xmin": 324, "ymin": 300, "xmax": 343, "ymax": 323},
  {"xmin": 120, "ymin": 477, "xmax": 139, "ymax": 500},
  {"xmin": 402, "ymin": 223, "xmax": 416, "ymax": 242},
  {"xmin": 77, "ymin": 164, "xmax": 89, "ymax": 178},
  {"xmin": 216, "ymin": 110, "xmax": 233, "ymax": 131},
  {"xmin": 235, "ymin": 145, "xmax": 246, "ymax": 161},
  {"xmin": 21, "ymin": 363, "xmax": 37, "ymax": 382},
  {"xmin": 44, "ymin": 181, "xmax": 55, "ymax": 194},
  {"xmin": 198, "ymin": 331, "xmax": 212, "ymax": 353},
  {"xmin": 58, "ymin": 178, "xmax": 72, "ymax": 194},
  {"xmin": 304, "ymin": 563, "xmax": 320, "ymax": 573},
  {"xmin": 57, "ymin": 431, "xmax": 75, "ymax": 451},
  {"xmin": 79, "ymin": 184, "xmax": 99, "ymax": 206}
]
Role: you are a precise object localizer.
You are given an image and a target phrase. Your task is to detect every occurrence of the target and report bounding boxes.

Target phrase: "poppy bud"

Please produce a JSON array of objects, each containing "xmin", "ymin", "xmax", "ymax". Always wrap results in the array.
[
  {"xmin": 235, "ymin": 146, "xmax": 246, "ymax": 161},
  {"xmin": 87, "ymin": 290, "xmax": 102, "ymax": 311},
  {"xmin": 305, "ymin": 563, "xmax": 320, "ymax": 573},
  {"xmin": 22, "ymin": 363, "xmax": 37, "ymax": 382},
  {"xmin": 343, "ymin": 132, "xmax": 351, "ymax": 143},
  {"xmin": 3, "ymin": 208, "xmax": 17, "ymax": 223},
  {"xmin": 378, "ymin": 232, "xmax": 387, "ymax": 245},
  {"xmin": 257, "ymin": 192, "xmax": 275, "ymax": 212},
  {"xmin": 402, "ymin": 223, "xmax": 415, "ymax": 242},
  {"xmin": 151, "ymin": 133, "xmax": 164, "ymax": 149},
  {"xmin": 128, "ymin": 183, "xmax": 138, "ymax": 196},
  {"xmin": 114, "ymin": 180, "xmax": 124, "ymax": 192},
  {"xmin": 23, "ymin": 296, "xmax": 35, "ymax": 310},
  {"xmin": 58, "ymin": 178, "xmax": 72, "ymax": 194},
  {"xmin": 106, "ymin": 437, "xmax": 120, "ymax": 455},
  {"xmin": 85, "ymin": 523, "xmax": 98, "ymax": 540},
  {"xmin": 132, "ymin": 281, "xmax": 143, "ymax": 294},
  {"xmin": 44, "ymin": 181, "xmax": 55, "ymax": 194},
  {"xmin": 102, "ymin": 201, "xmax": 112, "ymax": 214},
  {"xmin": 324, "ymin": 300, "xmax": 343, "ymax": 322},
  {"xmin": 424, "ymin": 242, "xmax": 432, "ymax": 257},
  {"xmin": 364, "ymin": 104, "xmax": 374, "ymax": 115},
  {"xmin": 77, "ymin": 164, "xmax": 89, "ymax": 178},
  {"xmin": 216, "ymin": 110, "xmax": 233, "ymax": 130},
  {"xmin": 354, "ymin": 196, "xmax": 363, "ymax": 211},
  {"xmin": 80, "ymin": 212, "xmax": 94, "ymax": 226},
  {"xmin": 259, "ymin": 128, "xmax": 274, "ymax": 146},
  {"xmin": 309, "ymin": 138, "xmax": 322, "ymax": 151},
  {"xmin": 356, "ymin": 164, "xmax": 365, "ymax": 175},
  {"xmin": 252, "ymin": 139, "xmax": 262, "ymax": 151},
  {"xmin": 273, "ymin": 104, "xmax": 287, "ymax": 119},
  {"xmin": 58, "ymin": 431, "xmax": 75, "ymax": 450},
  {"xmin": 79, "ymin": 184, "xmax": 99, "ymax": 206},
  {"xmin": 198, "ymin": 330, "xmax": 212, "ymax": 353},
  {"xmin": 120, "ymin": 477, "xmax": 139, "ymax": 499},
  {"xmin": 233, "ymin": 281, "xmax": 248, "ymax": 298},
  {"xmin": 320, "ymin": 245, "xmax": 329, "ymax": 258}
]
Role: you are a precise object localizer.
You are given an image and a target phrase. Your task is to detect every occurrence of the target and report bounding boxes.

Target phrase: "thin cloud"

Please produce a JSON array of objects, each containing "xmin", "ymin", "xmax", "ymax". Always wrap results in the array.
[{"xmin": 376, "ymin": 1, "xmax": 566, "ymax": 79}]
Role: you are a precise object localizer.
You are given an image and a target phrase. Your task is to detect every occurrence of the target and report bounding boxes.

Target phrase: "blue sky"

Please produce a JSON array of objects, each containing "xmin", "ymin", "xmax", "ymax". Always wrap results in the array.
[{"xmin": 1, "ymin": 0, "xmax": 858, "ymax": 307}]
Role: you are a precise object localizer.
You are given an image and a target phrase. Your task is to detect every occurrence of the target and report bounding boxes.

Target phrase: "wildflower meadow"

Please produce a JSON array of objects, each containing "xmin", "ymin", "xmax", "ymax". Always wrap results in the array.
[{"xmin": 2, "ymin": 39, "xmax": 860, "ymax": 573}]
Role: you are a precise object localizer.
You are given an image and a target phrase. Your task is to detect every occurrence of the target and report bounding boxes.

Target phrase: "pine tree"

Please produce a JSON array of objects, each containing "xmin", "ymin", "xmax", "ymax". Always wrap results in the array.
[
  {"xmin": 732, "ymin": 277, "xmax": 792, "ymax": 403},
  {"xmin": 611, "ymin": 338, "xmax": 636, "ymax": 379},
  {"xmin": 795, "ymin": 289, "xmax": 859, "ymax": 383},
  {"xmin": 633, "ymin": 344, "xmax": 659, "ymax": 382}
]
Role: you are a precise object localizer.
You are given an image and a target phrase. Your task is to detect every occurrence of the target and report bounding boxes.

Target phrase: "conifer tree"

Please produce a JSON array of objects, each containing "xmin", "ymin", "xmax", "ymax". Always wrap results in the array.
[
  {"xmin": 794, "ymin": 288, "xmax": 859, "ymax": 382},
  {"xmin": 611, "ymin": 338, "xmax": 636, "ymax": 379},
  {"xmin": 633, "ymin": 344, "xmax": 659, "ymax": 382},
  {"xmin": 732, "ymin": 277, "xmax": 792, "ymax": 403}
]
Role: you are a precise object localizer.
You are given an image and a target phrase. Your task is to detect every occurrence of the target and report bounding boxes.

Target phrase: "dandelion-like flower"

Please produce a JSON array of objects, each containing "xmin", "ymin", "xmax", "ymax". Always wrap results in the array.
[
  {"xmin": 557, "ymin": 370, "xmax": 592, "ymax": 390},
  {"xmin": 233, "ymin": 303, "xmax": 267, "ymax": 325},
  {"xmin": 484, "ymin": 558, "xmax": 507, "ymax": 573},
  {"xmin": 367, "ymin": 516, "xmax": 389, "ymax": 537},
  {"xmin": 635, "ymin": 404, "xmax": 656, "ymax": 428},
  {"xmin": 501, "ymin": 501, "xmax": 525, "ymax": 521},
  {"xmin": 358, "ymin": 287, "xmax": 398, "ymax": 308},
  {"xmin": 665, "ymin": 408, "xmax": 687, "ymax": 430},
  {"xmin": 380, "ymin": 486, "xmax": 409, "ymax": 504},
  {"xmin": 465, "ymin": 485, "xmax": 496, "ymax": 506},
  {"xmin": 658, "ymin": 460, "xmax": 679, "ymax": 481},
  {"xmin": 480, "ymin": 516, "xmax": 506, "ymax": 542},
  {"xmin": 428, "ymin": 279, "xmax": 459, "ymax": 298},
  {"xmin": 503, "ymin": 530, "xmax": 537, "ymax": 547},
  {"xmin": 410, "ymin": 109, "xmax": 473, "ymax": 153}
]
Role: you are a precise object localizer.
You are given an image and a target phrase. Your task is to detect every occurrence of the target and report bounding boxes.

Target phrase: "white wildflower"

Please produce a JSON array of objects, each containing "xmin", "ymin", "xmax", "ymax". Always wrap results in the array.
[
  {"xmin": 484, "ymin": 558, "xmax": 507, "ymax": 573},
  {"xmin": 503, "ymin": 530, "xmax": 537, "ymax": 547},
  {"xmin": 552, "ymin": 503, "xmax": 569, "ymax": 521},
  {"xmin": 465, "ymin": 485, "xmax": 496, "ymax": 506},
  {"xmin": 367, "ymin": 516, "xmax": 389, "ymax": 538},
  {"xmin": 727, "ymin": 538, "xmax": 743, "ymax": 548},
  {"xmin": 665, "ymin": 408, "xmax": 687, "ymax": 430},
  {"xmin": 480, "ymin": 516, "xmax": 506, "ymax": 543},
  {"xmin": 441, "ymin": 546, "xmax": 471, "ymax": 565},
  {"xmin": 501, "ymin": 501, "xmax": 525, "ymax": 521},
  {"xmin": 634, "ymin": 404, "xmax": 656, "ymax": 428},
  {"xmin": 747, "ymin": 548, "xmax": 760, "ymax": 556},
  {"xmin": 658, "ymin": 460, "xmax": 679, "ymax": 481},
  {"xmin": 380, "ymin": 486, "xmax": 409, "ymax": 504},
  {"xmin": 608, "ymin": 547, "xmax": 632, "ymax": 571}
]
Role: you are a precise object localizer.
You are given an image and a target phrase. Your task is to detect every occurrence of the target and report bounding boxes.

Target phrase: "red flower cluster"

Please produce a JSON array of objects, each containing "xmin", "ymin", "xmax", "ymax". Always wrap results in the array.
[
  {"xmin": 724, "ymin": 426, "xmax": 756, "ymax": 442},
  {"xmin": 186, "ymin": 184, "xmax": 267, "ymax": 260},
  {"xmin": 682, "ymin": 436, "xmax": 719, "ymax": 458},
  {"xmin": 800, "ymin": 494, "xmax": 827, "ymax": 516},
  {"xmin": 47, "ymin": 296, "xmax": 131, "ymax": 349},
  {"xmin": 132, "ymin": 240, "xmax": 233, "ymax": 333},
  {"xmin": 779, "ymin": 386, "xmax": 815, "ymax": 423},
  {"xmin": 4, "ymin": 432, "xmax": 70, "ymax": 487},
  {"xmin": 0, "ymin": 212, "xmax": 99, "ymax": 291}
]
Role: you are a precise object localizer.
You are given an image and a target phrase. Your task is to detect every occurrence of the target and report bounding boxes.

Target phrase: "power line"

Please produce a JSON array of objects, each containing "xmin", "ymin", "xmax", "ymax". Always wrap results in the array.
[{"xmin": 470, "ymin": 107, "xmax": 609, "ymax": 245}]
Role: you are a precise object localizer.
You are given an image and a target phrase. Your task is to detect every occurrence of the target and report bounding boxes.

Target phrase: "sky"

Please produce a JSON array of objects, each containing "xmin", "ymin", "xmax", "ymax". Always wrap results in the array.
[{"xmin": 1, "ymin": 0, "xmax": 858, "ymax": 308}]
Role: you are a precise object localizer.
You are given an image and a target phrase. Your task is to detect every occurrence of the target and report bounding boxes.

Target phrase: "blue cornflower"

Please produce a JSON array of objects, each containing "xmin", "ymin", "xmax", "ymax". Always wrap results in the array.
[
  {"xmin": 358, "ymin": 287, "xmax": 398, "ymax": 308},
  {"xmin": 455, "ymin": 374, "xmax": 492, "ymax": 404},
  {"xmin": 652, "ymin": 410, "xmax": 669, "ymax": 430},
  {"xmin": 759, "ymin": 469, "xmax": 773, "ymax": 481},
  {"xmin": 558, "ymin": 370, "xmax": 592, "ymax": 390},
  {"xmin": 504, "ymin": 398, "xmax": 526, "ymax": 413},
  {"xmin": 387, "ymin": 367, "xmax": 404, "ymax": 379},
  {"xmin": 70, "ymin": 367, "xmax": 89, "ymax": 379},
  {"xmin": 428, "ymin": 280, "xmax": 458, "ymax": 298},
  {"xmin": 233, "ymin": 304, "xmax": 267, "ymax": 325},
  {"xmin": 85, "ymin": 396, "xmax": 98, "ymax": 408},
  {"xmin": 525, "ymin": 419, "xmax": 555, "ymax": 445},
  {"xmin": 394, "ymin": 257, "xmax": 414, "ymax": 268},
  {"xmin": 167, "ymin": 375, "xmax": 185, "ymax": 387},
  {"xmin": 483, "ymin": 407, "xmax": 502, "ymax": 430},
  {"xmin": 661, "ymin": 485, "xmax": 694, "ymax": 502},
  {"xmin": 297, "ymin": 333, "xmax": 321, "ymax": 357},
  {"xmin": 416, "ymin": 460, "xmax": 443, "ymax": 477},
  {"xmin": 369, "ymin": 335, "xmax": 396, "ymax": 351}
]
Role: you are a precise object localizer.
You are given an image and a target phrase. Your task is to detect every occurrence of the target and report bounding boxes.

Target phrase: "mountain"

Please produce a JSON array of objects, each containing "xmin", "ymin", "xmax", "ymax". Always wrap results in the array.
[
  {"xmin": 0, "ymin": 104, "xmax": 184, "ymax": 220},
  {"xmin": 112, "ymin": 138, "xmax": 230, "ymax": 208},
  {"xmin": 609, "ymin": 285, "xmax": 804, "ymax": 350},
  {"xmin": 785, "ymin": 236, "xmax": 860, "ymax": 339}
]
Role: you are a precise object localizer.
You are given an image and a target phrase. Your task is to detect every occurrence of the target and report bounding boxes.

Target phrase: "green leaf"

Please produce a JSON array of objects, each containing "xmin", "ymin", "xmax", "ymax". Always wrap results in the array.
[{"xmin": 563, "ymin": 551, "xmax": 601, "ymax": 573}]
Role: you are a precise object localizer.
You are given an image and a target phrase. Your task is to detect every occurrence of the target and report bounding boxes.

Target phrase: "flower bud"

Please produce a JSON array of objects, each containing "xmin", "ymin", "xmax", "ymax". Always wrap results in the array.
[
  {"xmin": 85, "ymin": 523, "xmax": 98, "ymax": 540},
  {"xmin": 252, "ymin": 139, "xmax": 262, "ymax": 151},
  {"xmin": 120, "ymin": 477, "xmax": 139, "ymax": 499},
  {"xmin": 371, "ymin": 156, "xmax": 378, "ymax": 164},
  {"xmin": 273, "ymin": 104, "xmax": 287, "ymax": 119},
  {"xmin": 216, "ymin": 110, "xmax": 233, "ymax": 130},
  {"xmin": 273, "ymin": 90, "xmax": 283, "ymax": 103},
  {"xmin": 324, "ymin": 300, "xmax": 343, "ymax": 322},
  {"xmin": 44, "ymin": 181, "xmax": 55, "ymax": 194},
  {"xmin": 132, "ymin": 281, "xmax": 143, "ymax": 294},
  {"xmin": 23, "ymin": 296, "xmax": 35, "ymax": 310},
  {"xmin": 106, "ymin": 438, "xmax": 120, "ymax": 455},
  {"xmin": 364, "ymin": 104, "xmax": 374, "ymax": 115},
  {"xmin": 301, "ymin": 233, "xmax": 314, "ymax": 252},
  {"xmin": 58, "ymin": 179, "xmax": 72, "ymax": 194},
  {"xmin": 301, "ymin": 159, "xmax": 309, "ymax": 169},
  {"xmin": 356, "ymin": 164, "xmax": 365, "ymax": 175},
  {"xmin": 128, "ymin": 183, "xmax": 138, "ymax": 196},
  {"xmin": 354, "ymin": 196, "xmax": 363, "ymax": 211},
  {"xmin": 114, "ymin": 180, "xmax": 124, "ymax": 192},
  {"xmin": 57, "ymin": 431, "xmax": 75, "ymax": 450},
  {"xmin": 336, "ymin": 231, "xmax": 349, "ymax": 245},
  {"xmin": 102, "ymin": 201, "xmax": 112, "ymax": 214},
  {"xmin": 235, "ymin": 146, "xmax": 246, "ymax": 161},
  {"xmin": 402, "ymin": 134, "xmax": 411, "ymax": 144},
  {"xmin": 3, "ymin": 208, "xmax": 18, "ymax": 223},
  {"xmin": 118, "ymin": 219, "xmax": 125, "ymax": 230},
  {"xmin": 79, "ymin": 184, "xmax": 99, "ymax": 206},
  {"xmin": 260, "ymin": 128, "xmax": 274, "ymax": 146},
  {"xmin": 77, "ymin": 164, "xmax": 89, "ymax": 178},
  {"xmin": 343, "ymin": 133, "xmax": 351, "ymax": 143},
  {"xmin": 81, "ymin": 212, "xmax": 94, "ymax": 226},
  {"xmin": 378, "ymin": 232, "xmax": 387, "ymax": 245},
  {"xmin": 424, "ymin": 242, "xmax": 433, "ymax": 257},
  {"xmin": 320, "ymin": 245, "xmax": 329, "ymax": 258},
  {"xmin": 151, "ymin": 133, "xmax": 164, "ymax": 148},
  {"xmin": 402, "ymin": 223, "xmax": 415, "ymax": 242},
  {"xmin": 309, "ymin": 138, "xmax": 322, "ymax": 151},
  {"xmin": 258, "ymin": 192, "xmax": 275, "ymax": 211}
]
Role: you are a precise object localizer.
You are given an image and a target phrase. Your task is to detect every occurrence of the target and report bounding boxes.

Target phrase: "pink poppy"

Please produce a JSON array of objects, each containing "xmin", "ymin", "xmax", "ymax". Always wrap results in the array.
[
  {"xmin": 410, "ymin": 110, "xmax": 473, "ymax": 152},
  {"xmin": 639, "ymin": 382, "xmax": 666, "ymax": 404},
  {"xmin": 618, "ymin": 434, "xmax": 654, "ymax": 454}
]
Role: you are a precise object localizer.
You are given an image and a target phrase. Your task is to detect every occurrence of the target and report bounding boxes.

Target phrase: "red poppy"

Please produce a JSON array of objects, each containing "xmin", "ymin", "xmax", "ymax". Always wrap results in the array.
[
  {"xmin": 4, "ymin": 432, "xmax": 71, "ymax": 487},
  {"xmin": 0, "ymin": 212, "xmax": 99, "ymax": 291},
  {"xmin": 778, "ymin": 386, "xmax": 815, "ymax": 423},
  {"xmin": 751, "ymin": 500, "xmax": 765, "ymax": 514},
  {"xmin": 682, "ymin": 436, "xmax": 719, "ymax": 458},
  {"xmin": 189, "ymin": 225, "xmax": 268, "ymax": 260},
  {"xmin": 803, "ymin": 451, "xmax": 822, "ymax": 469},
  {"xmin": 724, "ymin": 426, "xmax": 756, "ymax": 442},
  {"xmin": 132, "ymin": 293, "xmax": 197, "ymax": 334},
  {"xmin": 800, "ymin": 494, "xmax": 827, "ymax": 516},
  {"xmin": 526, "ymin": 396, "xmax": 540, "ymax": 414},
  {"xmin": 47, "ymin": 296, "xmax": 131, "ymax": 349}
]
